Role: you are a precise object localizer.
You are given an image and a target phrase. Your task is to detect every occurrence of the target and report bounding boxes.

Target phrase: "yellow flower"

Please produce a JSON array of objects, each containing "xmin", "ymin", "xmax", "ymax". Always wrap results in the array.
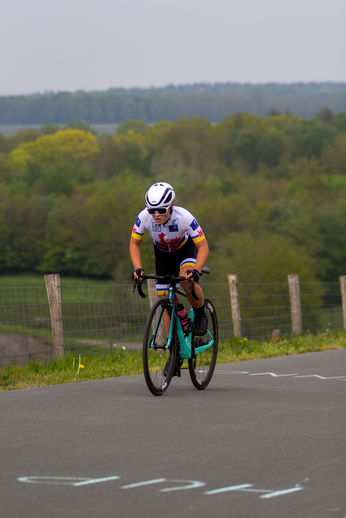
[{"xmin": 79, "ymin": 364, "xmax": 84, "ymax": 369}]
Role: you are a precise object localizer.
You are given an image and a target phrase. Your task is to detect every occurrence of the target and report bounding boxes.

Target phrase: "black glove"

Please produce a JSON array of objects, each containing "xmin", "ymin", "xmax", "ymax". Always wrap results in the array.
[
  {"xmin": 132, "ymin": 268, "xmax": 143, "ymax": 280},
  {"xmin": 186, "ymin": 269, "xmax": 200, "ymax": 283}
]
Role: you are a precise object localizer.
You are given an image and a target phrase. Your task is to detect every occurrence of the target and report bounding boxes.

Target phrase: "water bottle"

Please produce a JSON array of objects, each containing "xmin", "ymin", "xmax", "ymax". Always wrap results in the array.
[{"xmin": 177, "ymin": 303, "xmax": 189, "ymax": 331}]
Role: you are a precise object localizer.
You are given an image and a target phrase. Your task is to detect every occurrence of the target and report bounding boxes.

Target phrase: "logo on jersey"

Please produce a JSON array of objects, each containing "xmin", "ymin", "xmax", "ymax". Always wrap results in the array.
[
  {"xmin": 152, "ymin": 223, "xmax": 161, "ymax": 232},
  {"xmin": 169, "ymin": 224, "xmax": 178, "ymax": 232},
  {"xmin": 136, "ymin": 217, "xmax": 141, "ymax": 227},
  {"xmin": 190, "ymin": 219, "xmax": 199, "ymax": 231}
]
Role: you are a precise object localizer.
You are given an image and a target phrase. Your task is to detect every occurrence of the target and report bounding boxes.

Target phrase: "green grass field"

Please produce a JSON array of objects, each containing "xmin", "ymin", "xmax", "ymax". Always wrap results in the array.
[
  {"xmin": 1, "ymin": 331, "xmax": 345, "ymax": 391},
  {"xmin": 0, "ymin": 274, "xmax": 116, "ymax": 288}
]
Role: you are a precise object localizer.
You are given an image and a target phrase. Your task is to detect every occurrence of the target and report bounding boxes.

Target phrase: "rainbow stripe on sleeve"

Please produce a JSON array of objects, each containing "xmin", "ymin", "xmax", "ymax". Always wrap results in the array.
[
  {"xmin": 132, "ymin": 226, "xmax": 144, "ymax": 240},
  {"xmin": 192, "ymin": 230, "xmax": 205, "ymax": 243}
]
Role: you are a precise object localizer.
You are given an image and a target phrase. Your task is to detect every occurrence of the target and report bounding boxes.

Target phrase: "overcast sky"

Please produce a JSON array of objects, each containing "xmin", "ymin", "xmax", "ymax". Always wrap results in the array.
[{"xmin": 0, "ymin": 0, "xmax": 345, "ymax": 95}]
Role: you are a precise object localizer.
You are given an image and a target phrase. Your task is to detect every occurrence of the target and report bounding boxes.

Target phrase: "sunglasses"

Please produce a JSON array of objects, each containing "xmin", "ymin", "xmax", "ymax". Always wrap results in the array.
[{"xmin": 147, "ymin": 207, "xmax": 170, "ymax": 215}]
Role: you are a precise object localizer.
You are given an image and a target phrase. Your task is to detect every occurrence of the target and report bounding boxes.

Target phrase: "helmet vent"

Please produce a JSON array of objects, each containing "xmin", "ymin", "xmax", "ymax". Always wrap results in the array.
[{"xmin": 145, "ymin": 182, "xmax": 176, "ymax": 209}]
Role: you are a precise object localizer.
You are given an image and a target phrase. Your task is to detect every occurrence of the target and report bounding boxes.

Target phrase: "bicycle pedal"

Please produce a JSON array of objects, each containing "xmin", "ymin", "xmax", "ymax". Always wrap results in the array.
[{"xmin": 174, "ymin": 366, "xmax": 181, "ymax": 378}]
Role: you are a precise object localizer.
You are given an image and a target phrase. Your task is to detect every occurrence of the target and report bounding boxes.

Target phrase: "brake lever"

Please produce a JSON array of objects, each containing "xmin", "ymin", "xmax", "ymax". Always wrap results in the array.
[
  {"xmin": 188, "ymin": 278, "xmax": 199, "ymax": 301},
  {"xmin": 138, "ymin": 281, "xmax": 146, "ymax": 298},
  {"xmin": 133, "ymin": 276, "xmax": 146, "ymax": 298}
]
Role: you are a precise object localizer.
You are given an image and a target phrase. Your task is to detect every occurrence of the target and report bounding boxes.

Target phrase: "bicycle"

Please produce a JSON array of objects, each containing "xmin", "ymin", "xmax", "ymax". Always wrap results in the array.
[{"xmin": 133, "ymin": 267, "xmax": 218, "ymax": 396}]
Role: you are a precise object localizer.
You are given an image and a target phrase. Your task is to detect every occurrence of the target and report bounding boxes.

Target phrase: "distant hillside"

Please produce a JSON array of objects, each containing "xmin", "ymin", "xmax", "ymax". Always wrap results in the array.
[{"xmin": 1, "ymin": 82, "xmax": 346, "ymax": 124}]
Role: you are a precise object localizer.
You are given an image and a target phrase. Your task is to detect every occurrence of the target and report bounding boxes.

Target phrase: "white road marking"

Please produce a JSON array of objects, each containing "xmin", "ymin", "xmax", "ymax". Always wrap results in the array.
[
  {"xmin": 249, "ymin": 372, "xmax": 297, "ymax": 377},
  {"xmin": 18, "ymin": 475, "xmax": 304, "ymax": 499},
  {"xmin": 214, "ymin": 370, "xmax": 345, "ymax": 381},
  {"xmin": 122, "ymin": 479, "xmax": 166, "ymax": 489},
  {"xmin": 17, "ymin": 476, "xmax": 120, "ymax": 486}
]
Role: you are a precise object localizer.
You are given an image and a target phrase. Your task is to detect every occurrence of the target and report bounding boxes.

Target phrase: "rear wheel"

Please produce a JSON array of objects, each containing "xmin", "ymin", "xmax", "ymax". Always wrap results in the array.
[
  {"xmin": 143, "ymin": 298, "xmax": 177, "ymax": 396},
  {"xmin": 188, "ymin": 299, "xmax": 218, "ymax": 390}
]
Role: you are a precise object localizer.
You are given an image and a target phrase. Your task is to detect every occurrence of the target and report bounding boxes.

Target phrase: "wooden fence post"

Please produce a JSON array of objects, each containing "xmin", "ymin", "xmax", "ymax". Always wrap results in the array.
[
  {"xmin": 288, "ymin": 274, "xmax": 302, "ymax": 335},
  {"xmin": 340, "ymin": 276, "xmax": 346, "ymax": 331},
  {"xmin": 147, "ymin": 279, "xmax": 159, "ymax": 308},
  {"xmin": 227, "ymin": 274, "xmax": 241, "ymax": 338},
  {"xmin": 44, "ymin": 274, "xmax": 64, "ymax": 357},
  {"xmin": 147, "ymin": 278, "xmax": 159, "ymax": 333}
]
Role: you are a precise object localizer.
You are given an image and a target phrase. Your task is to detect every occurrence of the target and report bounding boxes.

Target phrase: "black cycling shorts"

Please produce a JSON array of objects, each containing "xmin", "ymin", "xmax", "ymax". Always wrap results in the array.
[{"xmin": 154, "ymin": 237, "xmax": 197, "ymax": 295}]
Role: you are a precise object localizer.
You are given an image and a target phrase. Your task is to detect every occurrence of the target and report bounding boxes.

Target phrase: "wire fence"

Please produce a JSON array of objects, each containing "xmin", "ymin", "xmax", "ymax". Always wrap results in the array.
[
  {"xmin": 237, "ymin": 281, "xmax": 343, "ymax": 339},
  {"xmin": 0, "ymin": 279, "xmax": 345, "ymax": 366}
]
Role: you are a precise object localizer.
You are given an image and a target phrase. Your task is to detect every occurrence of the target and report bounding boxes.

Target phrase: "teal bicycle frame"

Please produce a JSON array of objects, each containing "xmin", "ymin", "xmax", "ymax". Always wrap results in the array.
[
  {"xmin": 137, "ymin": 267, "xmax": 218, "ymax": 395},
  {"xmin": 156, "ymin": 284, "xmax": 215, "ymax": 359}
]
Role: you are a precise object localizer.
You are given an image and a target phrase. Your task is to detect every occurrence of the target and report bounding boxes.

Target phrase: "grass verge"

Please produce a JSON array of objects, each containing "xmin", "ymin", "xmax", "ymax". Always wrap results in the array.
[{"xmin": 1, "ymin": 331, "xmax": 345, "ymax": 391}]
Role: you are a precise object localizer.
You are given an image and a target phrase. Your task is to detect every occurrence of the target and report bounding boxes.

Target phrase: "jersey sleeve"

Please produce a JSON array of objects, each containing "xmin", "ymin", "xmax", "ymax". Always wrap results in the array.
[
  {"xmin": 185, "ymin": 211, "xmax": 205, "ymax": 244},
  {"xmin": 131, "ymin": 210, "xmax": 147, "ymax": 241}
]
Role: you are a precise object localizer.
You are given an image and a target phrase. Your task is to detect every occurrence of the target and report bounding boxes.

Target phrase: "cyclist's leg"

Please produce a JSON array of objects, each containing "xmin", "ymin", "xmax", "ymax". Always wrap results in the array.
[
  {"xmin": 175, "ymin": 239, "xmax": 204, "ymax": 306},
  {"xmin": 154, "ymin": 247, "xmax": 179, "ymax": 335},
  {"xmin": 153, "ymin": 247, "xmax": 181, "ymax": 374},
  {"xmin": 177, "ymin": 240, "xmax": 208, "ymax": 335},
  {"xmin": 154, "ymin": 244, "xmax": 180, "ymax": 297},
  {"xmin": 179, "ymin": 263, "xmax": 205, "ymax": 308}
]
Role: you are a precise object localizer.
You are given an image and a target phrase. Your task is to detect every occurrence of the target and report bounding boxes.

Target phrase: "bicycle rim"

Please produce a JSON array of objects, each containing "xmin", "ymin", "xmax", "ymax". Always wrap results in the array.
[
  {"xmin": 143, "ymin": 298, "xmax": 176, "ymax": 396},
  {"xmin": 188, "ymin": 299, "xmax": 218, "ymax": 390}
]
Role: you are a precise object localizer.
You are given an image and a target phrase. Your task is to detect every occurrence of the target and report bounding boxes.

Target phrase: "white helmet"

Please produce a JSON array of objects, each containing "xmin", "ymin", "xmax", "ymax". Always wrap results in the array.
[{"xmin": 145, "ymin": 182, "xmax": 175, "ymax": 210}]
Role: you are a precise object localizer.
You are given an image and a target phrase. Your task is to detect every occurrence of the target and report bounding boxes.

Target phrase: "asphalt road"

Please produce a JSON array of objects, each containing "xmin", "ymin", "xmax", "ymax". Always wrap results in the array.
[{"xmin": 1, "ymin": 349, "xmax": 345, "ymax": 518}]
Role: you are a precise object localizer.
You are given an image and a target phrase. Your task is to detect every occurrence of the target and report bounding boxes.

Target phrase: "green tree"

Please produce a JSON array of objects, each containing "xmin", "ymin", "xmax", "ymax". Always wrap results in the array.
[
  {"xmin": 93, "ymin": 136, "xmax": 123, "ymax": 180},
  {"xmin": 0, "ymin": 134, "xmax": 6, "ymax": 153},
  {"xmin": 256, "ymin": 129, "xmax": 288, "ymax": 168},
  {"xmin": 0, "ymin": 188, "xmax": 49, "ymax": 272},
  {"xmin": 112, "ymin": 130, "xmax": 149, "ymax": 174},
  {"xmin": 308, "ymin": 201, "xmax": 346, "ymax": 282},
  {"xmin": 292, "ymin": 119, "xmax": 336, "ymax": 159},
  {"xmin": 63, "ymin": 120, "xmax": 97, "ymax": 135},
  {"xmin": 39, "ymin": 181, "xmax": 138, "ymax": 278},
  {"xmin": 330, "ymin": 112, "xmax": 346, "ymax": 132},
  {"xmin": 315, "ymin": 107, "xmax": 334, "ymax": 123},
  {"xmin": 215, "ymin": 113, "xmax": 290, "ymax": 173},
  {"xmin": 2, "ymin": 129, "xmax": 41, "ymax": 153},
  {"xmin": 161, "ymin": 117, "xmax": 215, "ymax": 171},
  {"xmin": 42, "ymin": 162, "xmax": 94, "ymax": 195},
  {"xmin": 8, "ymin": 129, "xmax": 99, "ymax": 171},
  {"xmin": 264, "ymin": 197, "xmax": 346, "ymax": 282},
  {"xmin": 40, "ymin": 124, "xmax": 60, "ymax": 135},
  {"xmin": 210, "ymin": 233, "xmax": 318, "ymax": 283},
  {"xmin": 116, "ymin": 119, "xmax": 148, "ymax": 135},
  {"xmin": 321, "ymin": 134, "xmax": 346, "ymax": 175}
]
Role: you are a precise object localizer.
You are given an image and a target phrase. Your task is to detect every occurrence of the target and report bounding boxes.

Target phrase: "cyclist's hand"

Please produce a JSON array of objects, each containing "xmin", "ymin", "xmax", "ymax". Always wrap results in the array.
[
  {"xmin": 186, "ymin": 269, "xmax": 200, "ymax": 283},
  {"xmin": 132, "ymin": 268, "xmax": 144, "ymax": 281}
]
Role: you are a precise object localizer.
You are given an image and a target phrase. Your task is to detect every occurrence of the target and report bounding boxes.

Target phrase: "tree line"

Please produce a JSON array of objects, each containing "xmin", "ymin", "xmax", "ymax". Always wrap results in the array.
[
  {"xmin": 0, "ymin": 111, "xmax": 346, "ymax": 284},
  {"xmin": 1, "ymin": 83, "xmax": 346, "ymax": 125}
]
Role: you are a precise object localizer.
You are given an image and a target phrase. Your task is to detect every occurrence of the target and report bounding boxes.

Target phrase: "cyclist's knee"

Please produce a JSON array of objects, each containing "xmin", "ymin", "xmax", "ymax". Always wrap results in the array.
[{"xmin": 180, "ymin": 279, "xmax": 189, "ymax": 292}]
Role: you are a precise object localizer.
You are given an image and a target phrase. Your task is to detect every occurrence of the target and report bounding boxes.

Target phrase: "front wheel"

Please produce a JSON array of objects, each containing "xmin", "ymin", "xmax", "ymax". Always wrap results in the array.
[
  {"xmin": 188, "ymin": 299, "xmax": 218, "ymax": 390},
  {"xmin": 143, "ymin": 298, "xmax": 177, "ymax": 396}
]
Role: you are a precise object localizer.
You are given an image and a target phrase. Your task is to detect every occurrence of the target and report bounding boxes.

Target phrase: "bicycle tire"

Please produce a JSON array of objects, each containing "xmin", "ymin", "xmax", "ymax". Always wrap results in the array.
[
  {"xmin": 188, "ymin": 298, "xmax": 218, "ymax": 390},
  {"xmin": 143, "ymin": 298, "xmax": 177, "ymax": 396}
]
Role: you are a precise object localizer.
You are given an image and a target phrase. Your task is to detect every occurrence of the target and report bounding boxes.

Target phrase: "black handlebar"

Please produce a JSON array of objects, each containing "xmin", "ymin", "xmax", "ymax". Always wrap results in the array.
[
  {"xmin": 137, "ymin": 281, "xmax": 146, "ymax": 299},
  {"xmin": 133, "ymin": 267, "xmax": 210, "ymax": 300}
]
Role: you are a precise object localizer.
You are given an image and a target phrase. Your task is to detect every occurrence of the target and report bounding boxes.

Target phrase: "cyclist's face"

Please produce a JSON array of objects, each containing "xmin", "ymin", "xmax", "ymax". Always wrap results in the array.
[{"xmin": 152, "ymin": 205, "xmax": 172, "ymax": 224}]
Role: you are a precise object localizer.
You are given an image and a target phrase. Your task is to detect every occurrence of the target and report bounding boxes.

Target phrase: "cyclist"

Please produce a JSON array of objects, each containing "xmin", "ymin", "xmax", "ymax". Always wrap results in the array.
[{"xmin": 130, "ymin": 181, "xmax": 209, "ymax": 336}]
